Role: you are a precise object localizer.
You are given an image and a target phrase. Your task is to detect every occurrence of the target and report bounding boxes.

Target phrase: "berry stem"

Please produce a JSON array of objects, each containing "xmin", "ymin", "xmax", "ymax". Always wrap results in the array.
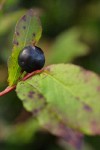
[
  {"xmin": 0, "ymin": 69, "xmax": 43, "ymax": 97},
  {"xmin": 23, "ymin": 69, "xmax": 43, "ymax": 81}
]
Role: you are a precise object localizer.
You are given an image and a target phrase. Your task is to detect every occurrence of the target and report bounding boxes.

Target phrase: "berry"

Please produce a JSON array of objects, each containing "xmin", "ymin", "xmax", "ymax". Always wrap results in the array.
[{"xmin": 18, "ymin": 46, "xmax": 45, "ymax": 73}]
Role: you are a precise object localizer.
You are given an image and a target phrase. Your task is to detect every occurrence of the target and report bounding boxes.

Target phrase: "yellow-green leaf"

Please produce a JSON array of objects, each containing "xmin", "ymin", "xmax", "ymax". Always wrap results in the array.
[
  {"xmin": 16, "ymin": 64, "xmax": 100, "ymax": 135},
  {"xmin": 47, "ymin": 28, "xmax": 89, "ymax": 64},
  {"xmin": 8, "ymin": 9, "xmax": 42, "ymax": 86}
]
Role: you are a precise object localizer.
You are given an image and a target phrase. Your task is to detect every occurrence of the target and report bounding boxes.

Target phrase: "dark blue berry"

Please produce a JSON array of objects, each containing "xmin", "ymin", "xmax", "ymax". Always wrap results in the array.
[{"xmin": 18, "ymin": 46, "xmax": 45, "ymax": 73}]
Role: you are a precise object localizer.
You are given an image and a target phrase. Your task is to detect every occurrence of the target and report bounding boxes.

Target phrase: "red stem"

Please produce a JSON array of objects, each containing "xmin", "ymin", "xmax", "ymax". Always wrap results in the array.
[
  {"xmin": 0, "ymin": 85, "xmax": 16, "ymax": 97},
  {"xmin": 0, "ymin": 69, "xmax": 43, "ymax": 97}
]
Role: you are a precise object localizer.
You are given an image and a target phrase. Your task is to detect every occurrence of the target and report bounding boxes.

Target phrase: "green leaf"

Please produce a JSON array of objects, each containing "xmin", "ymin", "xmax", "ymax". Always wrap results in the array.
[
  {"xmin": 16, "ymin": 64, "xmax": 100, "ymax": 135},
  {"xmin": 8, "ymin": 9, "xmax": 42, "ymax": 86},
  {"xmin": 16, "ymin": 81, "xmax": 47, "ymax": 113},
  {"xmin": 6, "ymin": 119, "xmax": 39, "ymax": 144},
  {"xmin": 47, "ymin": 28, "xmax": 89, "ymax": 64},
  {"xmin": 0, "ymin": 10, "xmax": 25, "ymax": 35},
  {"xmin": 16, "ymin": 79, "xmax": 83, "ymax": 149}
]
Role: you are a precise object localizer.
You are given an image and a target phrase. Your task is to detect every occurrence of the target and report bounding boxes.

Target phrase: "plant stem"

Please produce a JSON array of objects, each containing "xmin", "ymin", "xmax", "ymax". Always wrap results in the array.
[
  {"xmin": 0, "ymin": 85, "xmax": 16, "ymax": 97},
  {"xmin": 0, "ymin": 69, "xmax": 43, "ymax": 97}
]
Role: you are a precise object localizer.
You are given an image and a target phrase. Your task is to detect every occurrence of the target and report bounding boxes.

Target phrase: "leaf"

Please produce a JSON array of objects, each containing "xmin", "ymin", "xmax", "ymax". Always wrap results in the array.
[
  {"xmin": 8, "ymin": 9, "xmax": 42, "ymax": 86},
  {"xmin": 16, "ymin": 81, "xmax": 47, "ymax": 113},
  {"xmin": 47, "ymin": 28, "xmax": 89, "ymax": 64},
  {"xmin": 0, "ymin": 118, "xmax": 39, "ymax": 143},
  {"xmin": 16, "ymin": 80, "xmax": 83, "ymax": 149},
  {"xmin": 16, "ymin": 64, "xmax": 100, "ymax": 136},
  {"xmin": 0, "ymin": 10, "xmax": 25, "ymax": 35},
  {"xmin": 6, "ymin": 119, "xmax": 39, "ymax": 144}
]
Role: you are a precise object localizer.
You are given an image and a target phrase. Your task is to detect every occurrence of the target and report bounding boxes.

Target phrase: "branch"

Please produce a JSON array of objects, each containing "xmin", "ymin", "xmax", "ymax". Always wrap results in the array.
[
  {"xmin": 0, "ymin": 85, "xmax": 16, "ymax": 97},
  {"xmin": 0, "ymin": 69, "xmax": 43, "ymax": 97}
]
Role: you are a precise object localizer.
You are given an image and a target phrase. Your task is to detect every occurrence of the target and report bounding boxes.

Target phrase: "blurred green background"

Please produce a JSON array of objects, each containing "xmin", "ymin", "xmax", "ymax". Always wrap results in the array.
[{"xmin": 0, "ymin": 0, "xmax": 100, "ymax": 149}]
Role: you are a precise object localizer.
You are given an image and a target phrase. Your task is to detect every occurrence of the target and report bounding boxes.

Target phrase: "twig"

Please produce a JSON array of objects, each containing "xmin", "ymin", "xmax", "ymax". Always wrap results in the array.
[
  {"xmin": 0, "ymin": 69, "xmax": 43, "ymax": 97},
  {"xmin": 0, "ymin": 85, "xmax": 16, "ymax": 97}
]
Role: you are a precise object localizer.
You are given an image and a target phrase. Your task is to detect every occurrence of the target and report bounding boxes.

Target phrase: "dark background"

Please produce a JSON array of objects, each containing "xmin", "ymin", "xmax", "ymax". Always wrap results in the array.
[{"xmin": 0, "ymin": 0, "xmax": 100, "ymax": 149}]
